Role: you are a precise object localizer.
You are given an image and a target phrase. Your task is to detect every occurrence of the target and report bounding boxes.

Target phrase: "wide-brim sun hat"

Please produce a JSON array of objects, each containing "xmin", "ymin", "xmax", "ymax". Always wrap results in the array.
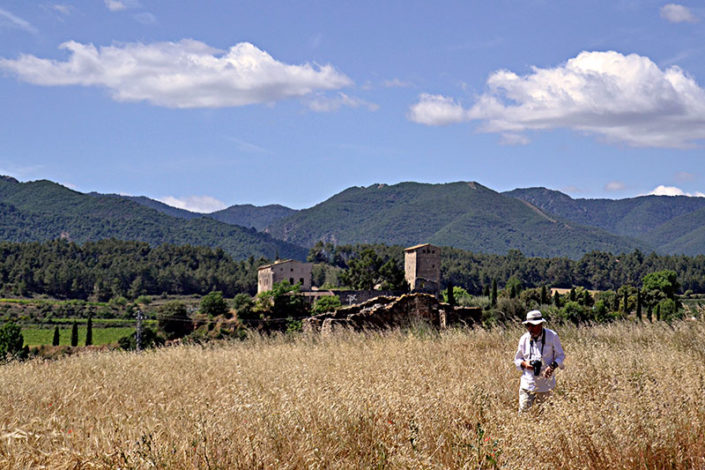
[{"xmin": 523, "ymin": 310, "xmax": 546, "ymax": 325}]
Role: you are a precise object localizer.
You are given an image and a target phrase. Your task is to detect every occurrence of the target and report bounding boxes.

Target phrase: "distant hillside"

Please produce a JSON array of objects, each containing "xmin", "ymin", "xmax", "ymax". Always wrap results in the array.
[
  {"xmin": 0, "ymin": 177, "xmax": 307, "ymax": 260},
  {"xmin": 266, "ymin": 182, "xmax": 650, "ymax": 258},
  {"xmin": 209, "ymin": 204, "xmax": 297, "ymax": 231},
  {"xmin": 505, "ymin": 187, "xmax": 705, "ymax": 255},
  {"xmin": 117, "ymin": 195, "xmax": 204, "ymax": 220},
  {"xmin": 119, "ymin": 194, "xmax": 296, "ymax": 231}
]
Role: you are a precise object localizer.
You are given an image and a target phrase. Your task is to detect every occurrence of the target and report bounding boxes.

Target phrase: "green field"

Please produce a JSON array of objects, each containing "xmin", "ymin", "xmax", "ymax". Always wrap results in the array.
[{"xmin": 21, "ymin": 326, "xmax": 135, "ymax": 347}]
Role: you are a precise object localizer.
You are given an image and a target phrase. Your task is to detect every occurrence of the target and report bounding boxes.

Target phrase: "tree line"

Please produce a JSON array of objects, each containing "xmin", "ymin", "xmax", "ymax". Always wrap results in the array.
[
  {"xmin": 2, "ymin": 240, "xmax": 705, "ymax": 304},
  {"xmin": 0, "ymin": 239, "xmax": 265, "ymax": 300}
]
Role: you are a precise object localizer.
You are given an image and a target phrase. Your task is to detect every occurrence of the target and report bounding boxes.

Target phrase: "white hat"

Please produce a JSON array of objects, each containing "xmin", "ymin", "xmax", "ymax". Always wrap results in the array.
[{"xmin": 523, "ymin": 310, "xmax": 546, "ymax": 325}]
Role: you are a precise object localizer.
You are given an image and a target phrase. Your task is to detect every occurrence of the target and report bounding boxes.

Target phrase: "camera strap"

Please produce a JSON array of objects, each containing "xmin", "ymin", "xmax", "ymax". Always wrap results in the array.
[{"xmin": 529, "ymin": 329, "xmax": 546, "ymax": 360}]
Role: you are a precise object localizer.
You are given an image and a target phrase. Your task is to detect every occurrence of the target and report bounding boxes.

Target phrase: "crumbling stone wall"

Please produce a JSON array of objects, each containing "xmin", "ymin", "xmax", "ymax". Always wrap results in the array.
[{"xmin": 303, "ymin": 293, "xmax": 481, "ymax": 334}]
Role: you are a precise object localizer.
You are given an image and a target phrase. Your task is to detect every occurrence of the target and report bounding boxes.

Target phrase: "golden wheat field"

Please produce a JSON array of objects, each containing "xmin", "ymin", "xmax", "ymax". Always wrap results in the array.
[{"xmin": 2, "ymin": 320, "xmax": 705, "ymax": 469}]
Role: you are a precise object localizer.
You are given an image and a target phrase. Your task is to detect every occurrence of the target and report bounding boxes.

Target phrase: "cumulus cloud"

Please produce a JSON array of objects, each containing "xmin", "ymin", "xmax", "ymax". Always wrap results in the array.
[
  {"xmin": 0, "ymin": 40, "xmax": 352, "ymax": 108},
  {"xmin": 648, "ymin": 185, "xmax": 705, "ymax": 197},
  {"xmin": 407, "ymin": 93, "xmax": 467, "ymax": 125},
  {"xmin": 0, "ymin": 7, "xmax": 38, "ymax": 34},
  {"xmin": 158, "ymin": 195, "xmax": 227, "ymax": 213},
  {"xmin": 409, "ymin": 50, "xmax": 705, "ymax": 148},
  {"xmin": 104, "ymin": 0, "xmax": 141, "ymax": 11},
  {"xmin": 306, "ymin": 92, "xmax": 378, "ymax": 112},
  {"xmin": 660, "ymin": 4, "xmax": 698, "ymax": 23}
]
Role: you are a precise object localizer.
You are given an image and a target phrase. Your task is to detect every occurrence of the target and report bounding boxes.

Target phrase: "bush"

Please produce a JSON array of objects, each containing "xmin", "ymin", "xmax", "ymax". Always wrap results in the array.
[
  {"xmin": 232, "ymin": 293, "xmax": 257, "ymax": 321},
  {"xmin": 200, "ymin": 291, "xmax": 229, "ymax": 317},
  {"xmin": 118, "ymin": 327, "xmax": 164, "ymax": 350},
  {"xmin": 157, "ymin": 301, "xmax": 193, "ymax": 340},
  {"xmin": 311, "ymin": 295, "xmax": 341, "ymax": 315},
  {"xmin": 0, "ymin": 321, "xmax": 26, "ymax": 361}
]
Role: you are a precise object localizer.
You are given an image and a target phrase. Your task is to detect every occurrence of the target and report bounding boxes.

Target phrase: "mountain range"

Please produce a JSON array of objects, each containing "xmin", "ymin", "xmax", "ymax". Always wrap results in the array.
[{"xmin": 2, "ymin": 175, "xmax": 705, "ymax": 259}]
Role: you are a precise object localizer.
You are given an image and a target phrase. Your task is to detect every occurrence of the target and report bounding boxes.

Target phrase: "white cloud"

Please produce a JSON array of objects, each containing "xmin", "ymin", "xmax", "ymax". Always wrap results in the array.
[
  {"xmin": 104, "ymin": 0, "xmax": 140, "ymax": 11},
  {"xmin": 158, "ymin": 195, "xmax": 227, "ymax": 213},
  {"xmin": 0, "ymin": 7, "xmax": 38, "ymax": 34},
  {"xmin": 499, "ymin": 133, "xmax": 530, "ymax": 146},
  {"xmin": 605, "ymin": 181, "xmax": 627, "ymax": 192},
  {"xmin": 410, "ymin": 50, "xmax": 705, "ymax": 148},
  {"xmin": 407, "ymin": 93, "xmax": 467, "ymax": 125},
  {"xmin": 306, "ymin": 92, "xmax": 378, "ymax": 112},
  {"xmin": 51, "ymin": 4, "xmax": 72, "ymax": 16},
  {"xmin": 105, "ymin": 0, "xmax": 127, "ymax": 11},
  {"xmin": 647, "ymin": 185, "xmax": 705, "ymax": 197},
  {"xmin": 0, "ymin": 40, "xmax": 352, "ymax": 108},
  {"xmin": 660, "ymin": 4, "xmax": 698, "ymax": 23}
]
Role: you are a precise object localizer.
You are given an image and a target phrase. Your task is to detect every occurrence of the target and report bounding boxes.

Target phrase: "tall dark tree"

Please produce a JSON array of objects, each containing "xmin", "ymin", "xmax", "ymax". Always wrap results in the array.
[
  {"xmin": 636, "ymin": 289, "xmax": 642, "ymax": 321},
  {"xmin": 491, "ymin": 279, "xmax": 498, "ymax": 307},
  {"xmin": 540, "ymin": 285, "xmax": 549, "ymax": 305},
  {"xmin": 52, "ymin": 326, "xmax": 60, "ymax": 346},
  {"xmin": 85, "ymin": 315, "xmax": 93, "ymax": 346},
  {"xmin": 70, "ymin": 321, "xmax": 78, "ymax": 347}
]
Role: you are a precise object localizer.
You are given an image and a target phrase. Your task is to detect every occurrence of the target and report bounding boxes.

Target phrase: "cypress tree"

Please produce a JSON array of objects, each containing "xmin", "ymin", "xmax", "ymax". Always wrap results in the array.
[
  {"xmin": 85, "ymin": 315, "xmax": 93, "ymax": 346},
  {"xmin": 636, "ymin": 289, "xmax": 642, "ymax": 321},
  {"xmin": 70, "ymin": 321, "xmax": 78, "ymax": 347},
  {"xmin": 553, "ymin": 291, "xmax": 561, "ymax": 308},
  {"xmin": 569, "ymin": 288, "xmax": 576, "ymax": 302},
  {"xmin": 541, "ymin": 285, "xmax": 549, "ymax": 305},
  {"xmin": 52, "ymin": 326, "xmax": 60, "ymax": 346},
  {"xmin": 490, "ymin": 279, "xmax": 497, "ymax": 307}
]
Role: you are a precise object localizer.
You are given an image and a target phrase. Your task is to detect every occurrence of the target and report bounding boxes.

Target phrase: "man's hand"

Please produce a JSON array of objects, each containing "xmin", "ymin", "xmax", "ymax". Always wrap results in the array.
[{"xmin": 543, "ymin": 366, "xmax": 554, "ymax": 378}]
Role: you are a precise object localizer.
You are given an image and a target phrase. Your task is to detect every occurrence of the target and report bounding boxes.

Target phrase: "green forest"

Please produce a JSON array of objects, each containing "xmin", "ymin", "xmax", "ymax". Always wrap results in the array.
[{"xmin": 2, "ymin": 239, "xmax": 705, "ymax": 302}]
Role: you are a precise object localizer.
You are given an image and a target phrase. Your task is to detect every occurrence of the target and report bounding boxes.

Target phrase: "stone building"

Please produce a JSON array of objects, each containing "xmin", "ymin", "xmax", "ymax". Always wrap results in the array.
[
  {"xmin": 257, "ymin": 259, "xmax": 313, "ymax": 294},
  {"xmin": 404, "ymin": 243, "xmax": 441, "ymax": 295}
]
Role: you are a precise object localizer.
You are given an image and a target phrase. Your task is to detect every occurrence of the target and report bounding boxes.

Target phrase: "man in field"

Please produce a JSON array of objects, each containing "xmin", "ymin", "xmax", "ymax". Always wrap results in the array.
[{"xmin": 514, "ymin": 310, "xmax": 565, "ymax": 413}]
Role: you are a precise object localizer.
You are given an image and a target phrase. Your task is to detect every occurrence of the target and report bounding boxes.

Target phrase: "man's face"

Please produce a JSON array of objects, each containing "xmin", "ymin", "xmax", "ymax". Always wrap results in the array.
[{"xmin": 526, "ymin": 323, "xmax": 543, "ymax": 338}]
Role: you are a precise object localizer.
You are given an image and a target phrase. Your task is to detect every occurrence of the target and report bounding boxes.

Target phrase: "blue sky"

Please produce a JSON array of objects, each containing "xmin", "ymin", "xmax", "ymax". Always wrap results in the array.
[{"xmin": 1, "ymin": 1, "xmax": 705, "ymax": 211}]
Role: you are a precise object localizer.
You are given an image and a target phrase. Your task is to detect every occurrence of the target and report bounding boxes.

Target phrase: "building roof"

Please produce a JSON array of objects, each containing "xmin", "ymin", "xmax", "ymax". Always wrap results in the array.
[
  {"xmin": 404, "ymin": 243, "xmax": 439, "ymax": 252},
  {"xmin": 257, "ymin": 259, "xmax": 297, "ymax": 270}
]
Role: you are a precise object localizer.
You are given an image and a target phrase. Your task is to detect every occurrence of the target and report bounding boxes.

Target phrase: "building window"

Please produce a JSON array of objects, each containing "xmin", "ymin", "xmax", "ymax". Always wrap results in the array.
[{"xmin": 289, "ymin": 277, "xmax": 294, "ymax": 284}]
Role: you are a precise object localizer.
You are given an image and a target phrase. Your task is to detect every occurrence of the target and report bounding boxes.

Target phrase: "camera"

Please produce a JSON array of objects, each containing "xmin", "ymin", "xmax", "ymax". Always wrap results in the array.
[{"xmin": 530, "ymin": 360, "xmax": 542, "ymax": 376}]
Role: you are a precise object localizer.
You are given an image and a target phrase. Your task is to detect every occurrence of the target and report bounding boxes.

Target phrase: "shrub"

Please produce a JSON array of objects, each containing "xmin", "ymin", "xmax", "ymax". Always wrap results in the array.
[
  {"xmin": 0, "ymin": 321, "xmax": 26, "ymax": 361},
  {"xmin": 157, "ymin": 301, "xmax": 193, "ymax": 340},
  {"xmin": 311, "ymin": 295, "xmax": 342, "ymax": 315}
]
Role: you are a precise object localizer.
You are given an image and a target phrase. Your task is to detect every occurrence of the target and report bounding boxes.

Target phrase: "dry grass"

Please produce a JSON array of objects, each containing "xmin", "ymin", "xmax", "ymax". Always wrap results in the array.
[{"xmin": 2, "ymin": 320, "xmax": 705, "ymax": 469}]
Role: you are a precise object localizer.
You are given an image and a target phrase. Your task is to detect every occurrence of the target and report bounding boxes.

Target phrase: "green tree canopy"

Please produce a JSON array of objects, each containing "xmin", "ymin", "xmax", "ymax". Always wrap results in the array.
[
  {"xmin": 200, "ymin": 291, "xmax": 229, "ymax": 317},
  {"xmin": 157, "ymin": 301, "xmax": 193, "ymax": 340},
  {"xmin": 0, "ymin": 321, "xmax": 24, "ymax": 360}
]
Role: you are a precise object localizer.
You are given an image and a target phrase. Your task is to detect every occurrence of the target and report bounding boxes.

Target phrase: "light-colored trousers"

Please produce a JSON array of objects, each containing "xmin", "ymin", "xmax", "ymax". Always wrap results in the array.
[{"xmin": 518, "ymin": 388, "xmax": 552, "ymax": 413}]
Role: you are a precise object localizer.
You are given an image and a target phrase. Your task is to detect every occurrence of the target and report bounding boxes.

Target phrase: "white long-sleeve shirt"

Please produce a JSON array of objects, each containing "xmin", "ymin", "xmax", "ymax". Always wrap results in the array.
[{"xmin": 514, "ymin": 327, "xmax": 565, "ymax": 392}]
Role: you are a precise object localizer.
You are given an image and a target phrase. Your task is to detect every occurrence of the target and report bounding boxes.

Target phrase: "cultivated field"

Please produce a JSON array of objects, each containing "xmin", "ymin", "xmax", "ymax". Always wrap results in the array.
[{"xmin": 2, "ymin": 320, "xmax": 704, "ymax": 469}]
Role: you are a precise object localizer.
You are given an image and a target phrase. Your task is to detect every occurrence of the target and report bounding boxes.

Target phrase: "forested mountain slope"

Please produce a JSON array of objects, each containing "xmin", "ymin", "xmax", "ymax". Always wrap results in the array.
[
  {"xmin": 209, "ymin": 204, "xmax": 297, "ymax": 231},
  {"xmin": 266, "ymin": 182, "xmax": 650, "ymax": 258},
  {"xmin": 505, "ymin": 187, "xmax": 705, "ymax": 255},
  {"xmin": 0, "ymin": 176, "xmax": 306, "ymax": 260}
]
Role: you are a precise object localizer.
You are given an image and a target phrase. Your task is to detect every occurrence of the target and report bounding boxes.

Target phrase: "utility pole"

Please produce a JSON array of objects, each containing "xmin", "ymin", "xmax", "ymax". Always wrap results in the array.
[{"xmin": 136, "ymin": 309, "xmax": 143, "ymax": 353}]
